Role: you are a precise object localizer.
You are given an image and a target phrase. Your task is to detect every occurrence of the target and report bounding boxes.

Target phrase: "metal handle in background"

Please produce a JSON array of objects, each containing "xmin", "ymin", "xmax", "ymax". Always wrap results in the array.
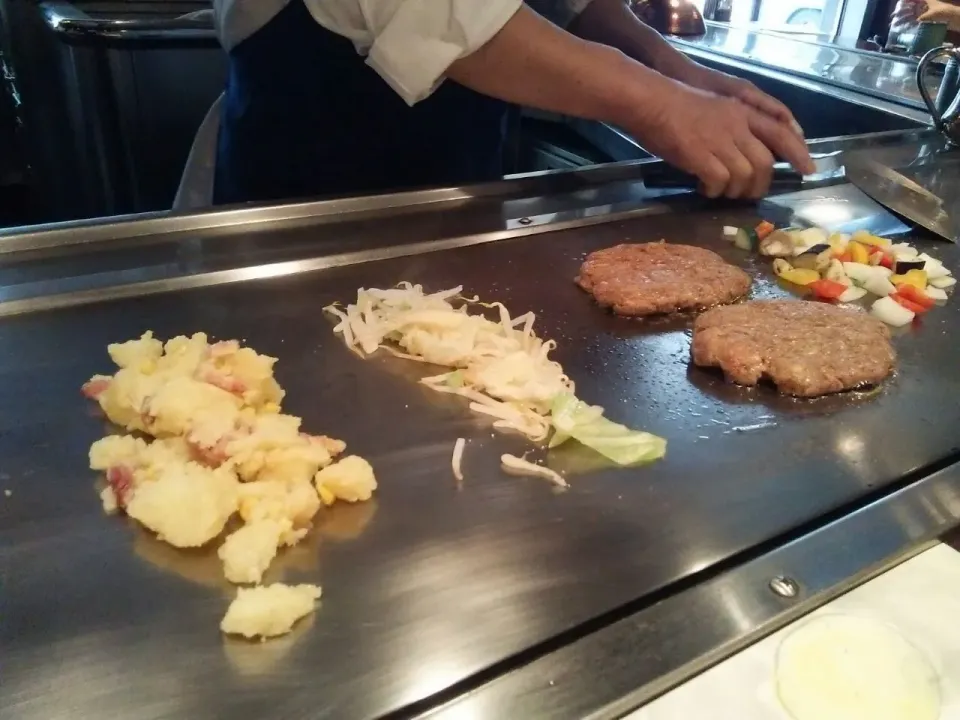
[
  {"xmin": 40, "ymin": 2, "xmax": 216, "ymax": 43},
  {"xmin": 917, "ymin": 45, "xmax": 960, "ymax": 131}
]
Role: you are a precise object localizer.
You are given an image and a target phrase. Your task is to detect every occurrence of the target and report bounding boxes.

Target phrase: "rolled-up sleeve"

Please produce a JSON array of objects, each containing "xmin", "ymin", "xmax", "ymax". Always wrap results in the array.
[
  {"xmin": 363, "ymin": 0, "xmax": 524, "ymax": 106},
  {"xmin": 302, "ymin": 0, "xmax": 600, "ymax": 106}
]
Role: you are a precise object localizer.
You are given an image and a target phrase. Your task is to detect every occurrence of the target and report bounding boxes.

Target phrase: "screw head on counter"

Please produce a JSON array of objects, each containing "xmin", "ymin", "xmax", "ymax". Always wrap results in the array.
[{"xmin": 769, "ymin": 576, "xmax": 800, "ymax": 598}]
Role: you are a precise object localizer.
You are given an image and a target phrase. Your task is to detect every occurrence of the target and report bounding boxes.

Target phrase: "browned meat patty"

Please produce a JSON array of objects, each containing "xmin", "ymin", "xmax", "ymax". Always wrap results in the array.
[
  {"xmin": 576, "ymin": 242, "xmax": 751, "ymax": 316},
  {"xmin": 691, "ymin": 300, "xmax": 896, "ymax": 397}
]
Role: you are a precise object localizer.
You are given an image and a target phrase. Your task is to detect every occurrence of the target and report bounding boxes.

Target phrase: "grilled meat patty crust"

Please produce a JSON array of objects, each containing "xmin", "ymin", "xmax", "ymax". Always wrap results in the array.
[
  {"xmin": 576, "ymin": 243, "xmax": 752, "ymax": 316},
  {"xmin": 691, "ymin": 300, "xmax": 896, "ymax": 397}
]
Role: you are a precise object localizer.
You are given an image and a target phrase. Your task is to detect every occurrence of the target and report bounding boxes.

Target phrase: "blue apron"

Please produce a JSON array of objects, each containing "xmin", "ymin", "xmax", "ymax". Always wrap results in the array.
[{"xmin": 214, "ymin": 0, "xmax": 510, "ymax": 205}]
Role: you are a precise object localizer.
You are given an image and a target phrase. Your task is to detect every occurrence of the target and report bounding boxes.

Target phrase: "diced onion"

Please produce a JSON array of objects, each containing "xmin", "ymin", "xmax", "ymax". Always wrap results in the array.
[
  {"xmin": 925, "ymin": 286, "xmax": 948, "ymax": 301},
  {"xmin": 722, "ymin": 226, "xmax": 738, "ymax": 237},
  {"xmin": 794, "ymin": 227, "xmax": 828, "ymax": 247},
  {"xmin": 451, "ymin": 438, "xmax": 466, "ymax": 482},
  {"xmin": 930, "ymin": 275, "xmax": 956, "ymax": 289},
  {"xmin": 838, "ymin": 285, "xmax": 867, "ymax": 303},
  {"xmin": 862, "ymin": 274, "xmax": 896, "ymax": 297},
  {"xmin": 918, "ymin": 254, "xmax": 951, "ymax": 280},
  {"xmin": 500, "ymin": 454, "xmax": 568, "ymax": 488},
  {"xmin": 871, "ymin": 296, "xmax": 915, "ymax": 327},
  {"xmin": 891, "ymin": 243, "xmax": 919, "ymax": 260}
]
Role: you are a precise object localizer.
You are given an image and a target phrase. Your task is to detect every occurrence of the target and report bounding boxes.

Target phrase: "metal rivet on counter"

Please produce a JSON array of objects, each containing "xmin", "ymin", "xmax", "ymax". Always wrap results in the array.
[
  {"xmin": 769, "ymin": 576, "xmax": 800, "ymax": 599},
  {"xmin": 518, "ymin": 217, "xmax": 533, "ymax": 225}
]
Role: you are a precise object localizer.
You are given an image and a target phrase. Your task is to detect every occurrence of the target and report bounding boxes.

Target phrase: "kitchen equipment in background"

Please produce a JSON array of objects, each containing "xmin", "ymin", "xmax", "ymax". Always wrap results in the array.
[
  {"xmin": 918, "ymin": 45, "xmax": 960, "ymax": 145},
  {"xmin": 0, "ymin": 0, "xmax": 225, "ymax": 222},
  {"xmin": 886, "ymin": 0, "xmax": 923, "ymax": 54},
  {"xmin": 909, "ymin": 22, "xmax": 948, "ymax": 56},
  {"xmin": 702, "ymin": 0, "xmax": 733, "ymax": 23},
  {"xmin": 843, "ymin": 139, "xmax": 960, "ymax": 241},
  {"xmin": 630, "ymin": 0, "xmax": 706, "ymax": 36},
  {"xmin": 937, "ymin": 55, "xmax": 960, "ymax": 118}
]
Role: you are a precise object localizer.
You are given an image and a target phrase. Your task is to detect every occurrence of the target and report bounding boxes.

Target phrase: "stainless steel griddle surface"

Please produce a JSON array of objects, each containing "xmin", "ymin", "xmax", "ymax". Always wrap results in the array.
[{"xmin": 3, "ymin": 209, "xmax": 960, "ymax": 720}]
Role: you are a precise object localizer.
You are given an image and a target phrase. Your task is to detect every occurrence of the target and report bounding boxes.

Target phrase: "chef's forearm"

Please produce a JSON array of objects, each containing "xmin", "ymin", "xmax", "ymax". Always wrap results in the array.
[
  {"xmin": 447, "ymin": 5, "xmax": 672, "ymax": 130},
  {"xmin": 568, "ymin": 0, "xmax": 702, "ymax": 81}
]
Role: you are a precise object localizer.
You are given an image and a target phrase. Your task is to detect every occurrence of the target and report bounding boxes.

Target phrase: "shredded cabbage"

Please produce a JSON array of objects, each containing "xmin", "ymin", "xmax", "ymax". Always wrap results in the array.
[
  {"xmin": 326, "ymin": 284, "xmax": 667, "ymax": 468},
  {"xmin": 550, "ymin": 394, "xmax": 667, "ymax": 466},
  {"xmin": 325, "ymin": 283, "xmax": 572, "ymax": 441}
]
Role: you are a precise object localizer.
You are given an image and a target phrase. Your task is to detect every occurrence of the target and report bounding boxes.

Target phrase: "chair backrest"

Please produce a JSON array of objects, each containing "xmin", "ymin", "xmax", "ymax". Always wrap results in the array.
[{"xmin": 172, "ymin": 92, "xmax": 224, "ymax": 212}]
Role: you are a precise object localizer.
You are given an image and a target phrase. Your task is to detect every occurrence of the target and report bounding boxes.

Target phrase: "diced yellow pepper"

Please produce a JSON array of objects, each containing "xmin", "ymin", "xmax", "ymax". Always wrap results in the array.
[
  {"xmin": 851, "ymin": 230, "xmax": 891, "ymax": 248},
  {"xmin": 890, "ymin": 269, "xmax": 927, "ymax": 290},
  {"xmin": 828, "ymin": 233, "xmax": 846, "ymax": 250},
  {"xmin": 773, "ymin": 259, "xmax": 820, "ymax": 286},
  {"xmin": 849, "ymin": 241, "xmax": 870, "ymax": 265}
]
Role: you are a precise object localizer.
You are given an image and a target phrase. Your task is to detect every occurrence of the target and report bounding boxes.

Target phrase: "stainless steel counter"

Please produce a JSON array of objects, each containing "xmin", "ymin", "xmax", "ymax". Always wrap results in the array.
[{"xmin": 2, "ymin": 129, "xmax": 960, "ymax": 720}]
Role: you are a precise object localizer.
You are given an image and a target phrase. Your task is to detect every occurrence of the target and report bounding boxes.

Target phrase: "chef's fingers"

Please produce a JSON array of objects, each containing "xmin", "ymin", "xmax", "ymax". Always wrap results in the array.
[
  {"xmin": 748, "ymin": 111, "xmax": 816, "ymax": 176},
  {"xmin": 734, "ymin": 134, "xmax": 776, "ymax": 199},
  {"xmin": 713, "ymin": 145, "xmax": 756, "ymax": 199},
  {"xmin": 736, "ymin": 85, "xmax": 804, "ymax": 138},
  {"xmin": 696, "ymin": 154, "xmax": 732, "ymax": 199}
]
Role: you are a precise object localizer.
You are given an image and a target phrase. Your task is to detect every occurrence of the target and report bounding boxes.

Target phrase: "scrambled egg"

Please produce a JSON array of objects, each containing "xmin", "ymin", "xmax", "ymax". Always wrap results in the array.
[
  {"xmin": 220, "ymin": 584, "xmax": 322, "ymax": 639},
  {"xmin": 83, "ymin": 331, "xmax": 377, "ymax": 639},
  {"xmin": 314, "ymin": 456, "xmax": 378, "ymax": 506}
]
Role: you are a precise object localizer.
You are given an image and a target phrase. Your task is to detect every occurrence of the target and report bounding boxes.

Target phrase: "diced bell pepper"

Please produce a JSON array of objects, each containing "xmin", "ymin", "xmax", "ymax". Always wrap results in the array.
[
  {"xmin": 891, "ymin": 293, "xmax": 928, "ymax": 314},
  {"xmin": 851, "ymin": 230, "xmax": 891, "ymax": 248},
  {"xmin": 755, "ymin": 221, "xmax": 776, "ymax": 241},
  {"xmin": 848, "ymin": 241, "xmax": 870, "ymax": 265},
  {"xmin": 893, "ymin": 283, "xmax": 935, "ymax": 310},
  {"xmin": 808, "ymin": 278, "xmax": 848, "ymax": 301},
  {"xmin": 773, "ymin": 259, "xmax": 820, "ymax": 287},
  {"xmin": 890, "ymin": 269, "xmax": 927, "ymax": 291}
]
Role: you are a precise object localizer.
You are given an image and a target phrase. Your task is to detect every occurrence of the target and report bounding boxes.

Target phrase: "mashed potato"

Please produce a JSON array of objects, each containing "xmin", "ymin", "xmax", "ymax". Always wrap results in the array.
[
  {"xmin": 218, "ymin": 518, "xmax": 290, "ymax": 584},
  {"xmin": 84, "ymin": 332, "xmax": 377, "ymax": 639},
  {"xmin": 226, "ymin": 413, "xmax": 334, "ymax": 486},
  {"xmin": 126, "ymin": 463, "xmax": 238, "ymax": 548},
  {"xmin": 314, "ymin": 456, "xmax": 378, "ymax": 505},
  {"xmin": 237, "ymin": 480, "xmax": 319, "ymax": 545},
  {"xmin": 221, "ymin": 584, "xmax": 322, "ymax": 639}
]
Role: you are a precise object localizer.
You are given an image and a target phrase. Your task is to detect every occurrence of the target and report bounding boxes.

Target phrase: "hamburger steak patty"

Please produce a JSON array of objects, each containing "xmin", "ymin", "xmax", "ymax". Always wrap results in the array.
[
  {"xmin": 691, "ymin": 300, "xmax": 896, "ymax": 397},
  {"xmin": 576, "ymin": 243, "xmax": 751, "ymax": 316}
]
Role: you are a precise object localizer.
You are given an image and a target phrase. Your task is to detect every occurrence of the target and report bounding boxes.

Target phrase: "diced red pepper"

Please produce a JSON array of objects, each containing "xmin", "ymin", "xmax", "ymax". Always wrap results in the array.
[
  {"xmin": 755, "ymin": 221, "xmax": 776, "ymax": 241},
  {"xmin": 808, "ymin": 278, "xmax": 848, "ymax": 301},
  {"xmin": 868, "ymin": 247, "xmax": 895, "ymax": 270},
  {"xmin": 893, "ymin": 284, "xmax": 935, "ymax": 310},
  {"xmin": 891, "ymin": 293, "xmax": 928, "ymax": 315},
  {"xmin": 836, "ymin": 251, "xmax": 852, "ymax": 263}
]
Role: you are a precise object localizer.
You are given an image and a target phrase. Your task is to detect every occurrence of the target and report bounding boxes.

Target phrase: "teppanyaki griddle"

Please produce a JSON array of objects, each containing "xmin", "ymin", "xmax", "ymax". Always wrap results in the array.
[{"xmin": 2, "ymin": 205, "xmax": 960, "ymax": 720}]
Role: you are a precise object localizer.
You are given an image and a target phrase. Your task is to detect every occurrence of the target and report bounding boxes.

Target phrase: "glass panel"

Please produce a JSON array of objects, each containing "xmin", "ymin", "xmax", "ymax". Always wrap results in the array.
[{"xmin": 713, "ymin": 0, "xmax": 848, "ymax": 39}]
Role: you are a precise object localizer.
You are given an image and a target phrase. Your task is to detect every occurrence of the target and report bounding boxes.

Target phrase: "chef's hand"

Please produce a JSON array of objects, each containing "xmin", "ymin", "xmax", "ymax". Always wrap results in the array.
[
  {"xmin": 682, "ymin": 67, "xmax": 805, "ymax": 139},
  {"xmin": 628, "ymin": 81, "xmax": 815, "ymax": 199},
  {"xmin": 918, "ymin": 0, "xmax": 960, "ymax": 29}
]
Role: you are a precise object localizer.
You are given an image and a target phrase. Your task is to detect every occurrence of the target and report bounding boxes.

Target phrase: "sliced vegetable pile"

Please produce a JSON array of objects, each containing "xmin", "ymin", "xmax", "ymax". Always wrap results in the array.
[
  {"xmin": 325, "ymin": 284, "xmax": 667, "ymax": 478},
  {"xmin": 723, "ymin": 223, "xmax": 955, "ymax": 327}
]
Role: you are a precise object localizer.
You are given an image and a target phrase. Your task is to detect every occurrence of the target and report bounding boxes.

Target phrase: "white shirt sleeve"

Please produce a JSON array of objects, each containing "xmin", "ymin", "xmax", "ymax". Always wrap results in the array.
[{"xmin": 303, "ymin": 0, "xmax": 523, "ymax": 106}]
